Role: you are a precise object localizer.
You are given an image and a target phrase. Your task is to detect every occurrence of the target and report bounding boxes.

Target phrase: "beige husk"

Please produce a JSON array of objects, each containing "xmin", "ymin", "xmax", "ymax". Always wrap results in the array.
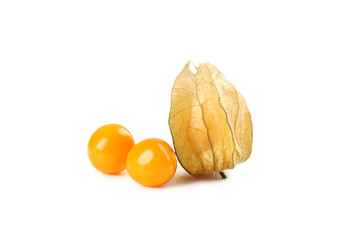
[{"xmin": 169, "ymin": 62, "xmax": 253, "ymax": 175}]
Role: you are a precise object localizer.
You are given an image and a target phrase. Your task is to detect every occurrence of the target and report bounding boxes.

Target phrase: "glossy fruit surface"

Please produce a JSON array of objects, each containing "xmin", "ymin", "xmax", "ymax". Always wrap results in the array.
[
  {"xmin": 88, "ymin": 124, "xmax": 134, "ymax": 174},
  {"xmin": 126, "ymin": 138, "xmax": 177, "ymax": 187}
]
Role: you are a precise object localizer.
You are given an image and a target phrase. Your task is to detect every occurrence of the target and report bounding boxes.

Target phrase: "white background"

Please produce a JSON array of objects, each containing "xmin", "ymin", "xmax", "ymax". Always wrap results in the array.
[{"xmin": 1, "ymin": 0, "xmax": 359, "ymax": 239}]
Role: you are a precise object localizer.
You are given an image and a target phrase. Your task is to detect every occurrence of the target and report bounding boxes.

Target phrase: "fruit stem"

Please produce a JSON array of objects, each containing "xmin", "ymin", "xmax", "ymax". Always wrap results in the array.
[{"xmin": 219, "ymin": 171, "xmax": 227, "ymax": 179}]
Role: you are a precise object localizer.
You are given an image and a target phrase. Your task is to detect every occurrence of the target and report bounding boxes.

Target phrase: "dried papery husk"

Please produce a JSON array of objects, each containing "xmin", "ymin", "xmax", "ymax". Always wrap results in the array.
[{"xmin": 169, "ymin": 62, "xmax": 253, "ymax": 175}]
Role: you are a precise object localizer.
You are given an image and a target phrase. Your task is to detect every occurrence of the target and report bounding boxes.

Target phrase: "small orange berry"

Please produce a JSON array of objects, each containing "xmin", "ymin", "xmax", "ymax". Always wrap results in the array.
[
  {"xmin": 126, "ymin": 138, "xmax": 177, "ymax": 187},
  {"xmin": 88, "ymin": 124, "xmax": 134, "ymax": 174}
]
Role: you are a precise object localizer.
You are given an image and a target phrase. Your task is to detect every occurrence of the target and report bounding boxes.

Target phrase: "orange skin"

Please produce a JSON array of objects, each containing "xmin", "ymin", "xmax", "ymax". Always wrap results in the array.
[
  {"xmin": 126, "ymin": 138, "xmax": 177, "ymax": 187},
  {"xmin": 88, "ymin": 124, "xmax": 135, "ymax": 174}
]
